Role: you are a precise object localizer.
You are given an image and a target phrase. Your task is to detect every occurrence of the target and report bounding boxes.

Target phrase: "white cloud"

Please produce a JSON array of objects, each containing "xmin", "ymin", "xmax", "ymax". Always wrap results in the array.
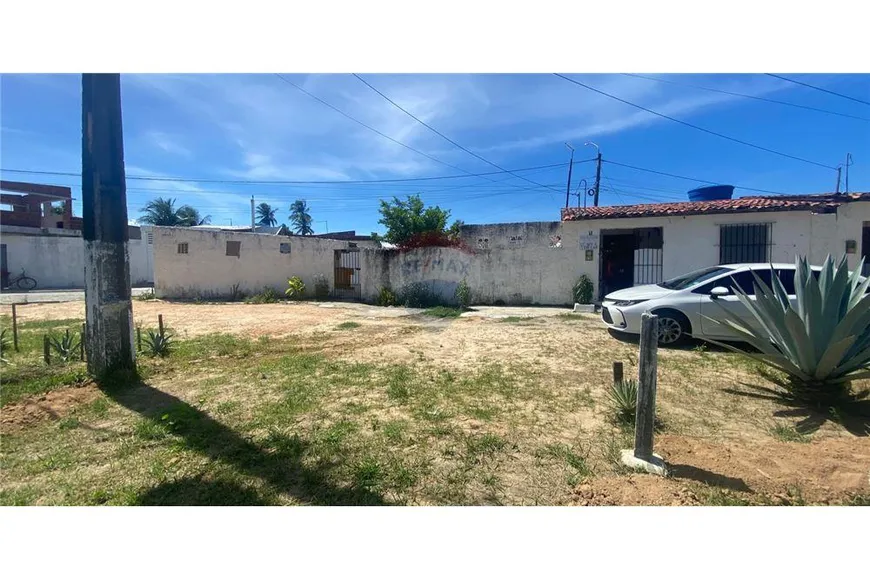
[{"xmin": 146, "ymin": 131, "xmax": 192, "ymax": 158}]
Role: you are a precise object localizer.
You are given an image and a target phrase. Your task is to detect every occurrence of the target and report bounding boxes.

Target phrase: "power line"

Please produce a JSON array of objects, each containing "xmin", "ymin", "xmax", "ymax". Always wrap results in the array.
[
  {"xmin": 553, "ymin": 73, "xmax": 838, "ymax": 171},
  {"xmin": 0, "ymin": 159, "xmax": 591, "ymax": 186},
  {"xmin": 623, "ymin": 73, "xmax": 870, "ymax": 122},
  {"xmin": 602, "ymin": 160, "xmax": 791, "ymax": 195},
  {"xmin": 353, "ymin": 73, "xmax": 562, "ymax": 193},
  {"xmin": 273, "ymin": 73, "xmax": 474, "ymax": 176},
  {"xmin": 765, "ymin": 74, "xmax": 870, "ymax": 107}
]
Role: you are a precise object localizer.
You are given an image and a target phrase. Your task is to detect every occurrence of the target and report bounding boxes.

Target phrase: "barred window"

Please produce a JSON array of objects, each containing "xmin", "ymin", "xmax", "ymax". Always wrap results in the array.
[
  {"xmin": 719, "ymin": 223, "xmax": 771, "ymax": 264},
  {"xmin": 177, "ymin": 243, "xmax": 188, "ymax": 254}
]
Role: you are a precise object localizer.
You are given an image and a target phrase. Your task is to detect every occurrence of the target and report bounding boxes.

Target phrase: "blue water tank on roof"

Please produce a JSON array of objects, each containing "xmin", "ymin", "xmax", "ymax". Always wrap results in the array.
[{"xmin": 687, "ymin": 185, "xmax": 734, "ymax": 202}]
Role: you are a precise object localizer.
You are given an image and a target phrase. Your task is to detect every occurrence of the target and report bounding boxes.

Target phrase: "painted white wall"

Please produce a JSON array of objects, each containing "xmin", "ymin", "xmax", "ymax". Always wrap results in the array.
[
  {"xmin": 152, "ymin": 202, "xmax": 870, "ymax": 305},
  {"xmin": 152, "ymin": 227, "xmax": 377, "ymax": 299},
  {"xmin": 1, "ymin": 228, "xmax": 154, "ymax": 289}
]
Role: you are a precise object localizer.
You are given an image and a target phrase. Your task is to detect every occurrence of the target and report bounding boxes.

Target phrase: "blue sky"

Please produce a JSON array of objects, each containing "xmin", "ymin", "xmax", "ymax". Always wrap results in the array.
[{"xmin": 1, "ymin": 73, "xmax": 868, "ymax": 234}]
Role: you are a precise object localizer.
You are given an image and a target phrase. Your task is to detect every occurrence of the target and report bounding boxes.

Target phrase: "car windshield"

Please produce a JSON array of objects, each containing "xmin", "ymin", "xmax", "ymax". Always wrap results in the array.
[{"xmin": 658, "ymin": 266, "xmax": 734, "ymax": 290}]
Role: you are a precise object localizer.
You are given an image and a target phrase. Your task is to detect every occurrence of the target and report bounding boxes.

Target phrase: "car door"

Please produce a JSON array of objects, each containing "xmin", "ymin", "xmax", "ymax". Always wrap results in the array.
[{"xmin": 697, "ymin": 269, "xmax": 772, "ymax": 340}]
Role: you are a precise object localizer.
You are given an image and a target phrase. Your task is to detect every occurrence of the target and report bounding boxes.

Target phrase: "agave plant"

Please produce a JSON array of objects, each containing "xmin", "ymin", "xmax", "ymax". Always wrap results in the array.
[
  {"xmin": 50, "ymin": 329, "xmax": 81, "ymax": 363},
  {"xmin": 709, "ymin": 255, "xmax": 870, "ymax": 407},
  {"xmin": 608, "ymin": 379, "xmax": 639, "ymax": 424},
  {"xmin": 144, "ymin": 328, "xmax": 172, "ymax": 357},
  {"xmin": 0, "ymin": 328, "xmax": 11, "ymax": 364}
]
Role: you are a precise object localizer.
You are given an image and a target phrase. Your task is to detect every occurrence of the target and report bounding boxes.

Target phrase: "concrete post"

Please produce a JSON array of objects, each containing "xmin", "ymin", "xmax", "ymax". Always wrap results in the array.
[{"xmin": 82, "ymin": 73, "xmax": 136, "ymax": 376}]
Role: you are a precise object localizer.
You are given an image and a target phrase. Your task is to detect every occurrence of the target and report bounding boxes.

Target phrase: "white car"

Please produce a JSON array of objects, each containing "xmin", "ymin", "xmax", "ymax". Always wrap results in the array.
[{"xmin": 601, "ymin": 263, "xmax": 836, "ymax": 346}]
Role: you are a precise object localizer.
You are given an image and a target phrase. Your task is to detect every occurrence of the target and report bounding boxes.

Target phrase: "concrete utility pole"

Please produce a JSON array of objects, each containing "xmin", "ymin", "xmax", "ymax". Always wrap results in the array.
[
  {"xmin": 564, "ymin": 143, "xmax": 575, "ymax": 208},
  {"xmin": 82, "ymin": 73, "xmax": 135, "ymax": 376},
  {"xmin": 250, "ymin": 196, "xmax": 256, "ymax": 230},
  {"xmin": 835, "ymin": 166, "xmax": 842, "ymax": 194},
  {"xmin": 844, "ymin": 153, "xmax": 853, "ymax": 194},
  {"xmin": 585, "ymin": 142, "xmax": 602, "ymax": 207}
]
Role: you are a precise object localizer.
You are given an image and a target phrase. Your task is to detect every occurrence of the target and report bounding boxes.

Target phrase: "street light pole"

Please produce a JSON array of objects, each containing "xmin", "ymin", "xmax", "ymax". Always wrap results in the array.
[
  {"xmin": 585, "ymin": 142, "xmax": 602, "ymax": 207},
  {"xmin": 564, "ymin": 143, "xmax": 575, "ymax": 208}
]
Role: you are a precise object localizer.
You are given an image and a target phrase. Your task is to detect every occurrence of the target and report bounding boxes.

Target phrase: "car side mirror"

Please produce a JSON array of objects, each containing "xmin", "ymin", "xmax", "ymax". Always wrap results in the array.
[{"xmin": 710, "ymin": 286, "xmax": 730, "ymax": 298}]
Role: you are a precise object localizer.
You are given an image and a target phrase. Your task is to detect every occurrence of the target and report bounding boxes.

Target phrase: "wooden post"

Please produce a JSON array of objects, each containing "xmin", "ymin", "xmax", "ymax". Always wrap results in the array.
[
  {"xmin": 137, "ymin": 326, "xmax": 142, "ymax": 352},
  {"xmin": 43, "ymin": 335, "xmax": 51, "ymax": 364},
  {"xmin": 158, "ymin": 314, "xmax": 164, "ymax": 335},
  {"xmin": 81, "ymin": 323, "xmax": 86, "ymax": 361},
  {"xmin": 612, "ymin": 361, "xmax": 624, "ymax": 385},
  {"xmin": 634, "ymin": 312, "xmax": 659, "ymax": 461},
  {"xmin": 11, "ymin": 303, "xmax": 19, "ymax": 352}
]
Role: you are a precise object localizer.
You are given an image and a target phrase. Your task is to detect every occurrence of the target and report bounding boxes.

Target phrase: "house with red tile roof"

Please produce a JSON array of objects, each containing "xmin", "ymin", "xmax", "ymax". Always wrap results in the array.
[{"xmin": 457, "ymin": 192, "xmax": 869, "ymax": 303}]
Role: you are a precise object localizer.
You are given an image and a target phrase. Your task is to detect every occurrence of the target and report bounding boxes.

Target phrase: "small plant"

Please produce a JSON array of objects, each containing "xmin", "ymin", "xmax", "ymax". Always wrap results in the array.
[
  {"xmin": 455, "ymin": 278, "xmax": 471, "ymax": 309},
  {"xmin": 246, "ymin": 286, "xmax": 280, "ymax": 304},
  {"xmin": 228, "ymin": 283, "xmax": 245, "ymax": 302},
  {"xmin": 608, "ymin": 379, "xmax": 638, "ymax": 425},
  {"xmin": 313, "ymin": 273, "xmax": 330, "ymax": 301},
  {"xmin": 135, "ymin": 289, "xmax": 157, "ymax": 301},
  {"xmin": 769, "ymin": 423, "xmax": 810, "ymax": 443},
  {"xmin": 377, "ymin": 287, "xmax": 398, "ymax": 307},
  {"xmin": 0, "ymin": 328, "xmax": 11, "ymax": 364},
  {"xmin": 572, "ymin": 275, "xmax": 594, "ymax": 305},
  {"xmin": 336, "ymin": 321, "xmax": 361, "ymax": 331},
  {"xmin": 49, "ymin": 329, "xmax": 81, "ymax": 363},
  {"xmin": 399, "ymin": 282, "xmax": 441, "ymax": 308},
  {"xmin": 285, "ymin": 276, "xmax": 305, "ymax": 300},
  {"xmin": 143, "ymin": 328, "xmax": 172, "ymax": 357}
]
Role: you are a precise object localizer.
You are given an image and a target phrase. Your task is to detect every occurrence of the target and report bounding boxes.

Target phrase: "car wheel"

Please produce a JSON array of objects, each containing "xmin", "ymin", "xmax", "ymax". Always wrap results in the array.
[{"xmin": 653, "ymin": 310, "xmax": 691, "ymax": 347}]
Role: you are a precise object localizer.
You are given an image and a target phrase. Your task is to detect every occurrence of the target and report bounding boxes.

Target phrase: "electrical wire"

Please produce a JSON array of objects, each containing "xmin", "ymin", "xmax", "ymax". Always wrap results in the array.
[
  {"xmin": 352, "ymin": 73, "xmax": 563, "ymax": 193},
  {"xmin": 602, "ymin": 160, "xmax": 789, "ymax": 195},
  {"xmin": 622, "ymin": 73, "xmax": 870, "ymax": 122},
  {"xmin": 553, "ymin": 73, "xmax": 838, "ymax": 171},
  {"xmin": 0, "ymin": 159, "xmax": 592, "ymax": 186},
  {"xmin": 765, "ymin": 74, "xmax": 870, "ymax": 107}
]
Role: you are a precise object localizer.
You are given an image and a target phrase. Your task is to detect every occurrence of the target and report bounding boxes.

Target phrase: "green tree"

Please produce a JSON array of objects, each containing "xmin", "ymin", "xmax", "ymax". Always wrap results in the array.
[
  {"xmin": 377, "ymin": 194, "xmax": 463, "ymax": 246},
  {"xmin": 256, "ymin": 202, "xmax": 278, "ymax": 227},
  {"xmin": 290, "ymin": 199, "xmax": 314, "ymax": 235},
  {"xmin": 139, "ymin": 197, "xmax": 211, "ymax": 226}
]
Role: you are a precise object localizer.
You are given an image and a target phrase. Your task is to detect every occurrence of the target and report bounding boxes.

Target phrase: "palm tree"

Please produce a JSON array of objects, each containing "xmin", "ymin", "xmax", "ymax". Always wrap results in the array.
[
  {"xmin": 139, "ymin": 197, "xmax": 210, "ymax": 226},
  {"xmin": 289, "ymin": 199, "xmax": 314, "ymax": 235},
  {"xmin": 256, "ymin": 202, "xmax": 278, "ymax": 227}
]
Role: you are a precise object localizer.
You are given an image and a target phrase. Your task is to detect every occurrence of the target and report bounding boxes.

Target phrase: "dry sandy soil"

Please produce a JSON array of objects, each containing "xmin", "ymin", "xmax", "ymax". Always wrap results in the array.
[{"xmin": 2, "ymin": 299, "xmax": 869, "ymax": 505}]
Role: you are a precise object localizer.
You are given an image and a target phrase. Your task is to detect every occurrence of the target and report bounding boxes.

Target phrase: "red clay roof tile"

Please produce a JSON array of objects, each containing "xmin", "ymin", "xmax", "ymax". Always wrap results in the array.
[{"xmin": 560, "ymin": 193, "xmax": 870, "ymax": 221}]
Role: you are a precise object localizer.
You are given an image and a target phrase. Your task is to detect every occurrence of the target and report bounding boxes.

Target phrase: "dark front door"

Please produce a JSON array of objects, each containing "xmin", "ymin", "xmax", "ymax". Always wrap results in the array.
[
  {"xmin": 600, "ymin": 232, "xmax": 635, "ymax": 299},
  {"xmin": 0, "ymin": 244, "xmax": 7, "ymax": 289},
  {"xmin": 862, "ymin": 222, "xmax": 870, "ymax": 276}
]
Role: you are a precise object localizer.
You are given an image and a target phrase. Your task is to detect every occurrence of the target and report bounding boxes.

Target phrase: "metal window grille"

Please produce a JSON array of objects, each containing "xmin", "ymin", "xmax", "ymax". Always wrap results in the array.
[
  {"xmin": 226, "ymin": 240, "xmax": 241, "ymax": 257},
  {"xmin": 279, "ymin": 242, "xmax": 291, "ymax": 254},
  {"xmin": 177, "ymin": 243, "xmax": 188, "ymax": 254},
  {"xmin": 633, "ymin": 228, "xmax": 663, "ymax": 284},
  {"xmin": 719, "ymin": 223, "xmax": 772, "ymax": 264},
  {"xmin": 147, "ymin": 232, "xmax": 154, "ymax": 244}
]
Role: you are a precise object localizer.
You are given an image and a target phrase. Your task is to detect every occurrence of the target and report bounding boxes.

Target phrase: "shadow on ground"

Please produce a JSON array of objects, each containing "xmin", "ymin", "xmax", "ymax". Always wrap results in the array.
[
  {"xmin": 101, "ymin": 371, "xmax": 389, "ymax": 506},
  {"xmin": 724, "ymin": 382, "xmax": 870, "ymax": 436},
  {"xmin": 667, "ymin": 464, "xmax": 752, "ymax": 492}
]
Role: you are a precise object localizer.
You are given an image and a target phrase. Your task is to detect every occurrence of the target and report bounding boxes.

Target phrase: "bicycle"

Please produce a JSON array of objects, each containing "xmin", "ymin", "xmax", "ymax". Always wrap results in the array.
[{"xmin": 5, "ymin": 269, "xmax": 37, "ymax": 291}]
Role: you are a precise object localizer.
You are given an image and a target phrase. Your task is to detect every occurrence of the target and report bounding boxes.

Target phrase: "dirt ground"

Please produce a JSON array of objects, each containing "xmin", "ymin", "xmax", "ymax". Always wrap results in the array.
[{"xmin": 2, "ymin": 298, "xmax": 868, "ymax": 505}]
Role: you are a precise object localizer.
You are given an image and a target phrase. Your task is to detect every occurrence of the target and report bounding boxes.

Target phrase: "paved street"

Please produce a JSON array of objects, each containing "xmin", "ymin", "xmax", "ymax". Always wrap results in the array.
[{"xmin": 0, "ymin": 287, "xmax": 154, "ymax": 305}]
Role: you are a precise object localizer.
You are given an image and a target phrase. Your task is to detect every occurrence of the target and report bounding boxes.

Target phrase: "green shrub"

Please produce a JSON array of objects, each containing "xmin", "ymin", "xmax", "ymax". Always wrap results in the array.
[
  {"xmin": 455, "ymin": 278, "xmax": 471, "ymax": 309},
  {"xmin": 573, "ymin": 275, "xmax": 594, "ymax": 304},
  {"xmin": 285, "ymin": 276, "xmax": 305, "ymax": 300},
  {"xmin": 608, "ymin": 379, "xmax": 638, "ymax": 425},
  {"xmin": 399, "ymin": 282, "xmax": 442, "ymax": 308},
  {"xmin": 246, "ymin": 286, "xmax": 280, "ymax": 304},
  {"xmin": 313, "ymin": 273, "xmax": 330, "ymax": 301},
  {"xmin": 135, "ymin": 289, "xmax": 157, "ymax": 301},
  {"xmin": 49, "ymin": 329, "xmax": 81, "ymax": 363},
  {"xmin": 708, "ymin": 255, "xmax": 870, "ymax": 408},
  {"xmin": 228, "ymin": 283, "xmax": 246, "ymax": 302},
  {"xmin": 143, "ymin": 328, "xmax": 172, "ymax": 357},
  {"xmin": 377, "ymin": 287, "xmax": 398, "ymax": 307}
]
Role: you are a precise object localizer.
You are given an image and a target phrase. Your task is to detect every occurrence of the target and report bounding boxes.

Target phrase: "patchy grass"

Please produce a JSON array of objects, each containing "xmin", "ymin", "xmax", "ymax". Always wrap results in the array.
[
  {"xmin": 769, "ymin": 423, "xmax": 811, "ymax": 443},
  {"xmin": 335, "ymin": 321, "xmax": 361, "ymax": 331},
  {"xmin": 422, "ymin": 306, "xmax": 463, "ymax": 318},
  {"xmin": 2, "ymin": 303, "xmax": 864, "ymax": 506},
  {"xmin": 497, "ymin": 316, "xmax": 536, "ymax": 324}
]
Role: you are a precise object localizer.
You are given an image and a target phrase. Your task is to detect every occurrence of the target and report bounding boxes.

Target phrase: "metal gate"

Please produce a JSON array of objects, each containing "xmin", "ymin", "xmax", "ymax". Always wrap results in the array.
[
  {"xmin": 633, "ymin": 227, "xmax": 663, "ymax": 285},
  {"xmin": 333, "ymin": 249, "xmax": 361, "ymax": 300}
]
